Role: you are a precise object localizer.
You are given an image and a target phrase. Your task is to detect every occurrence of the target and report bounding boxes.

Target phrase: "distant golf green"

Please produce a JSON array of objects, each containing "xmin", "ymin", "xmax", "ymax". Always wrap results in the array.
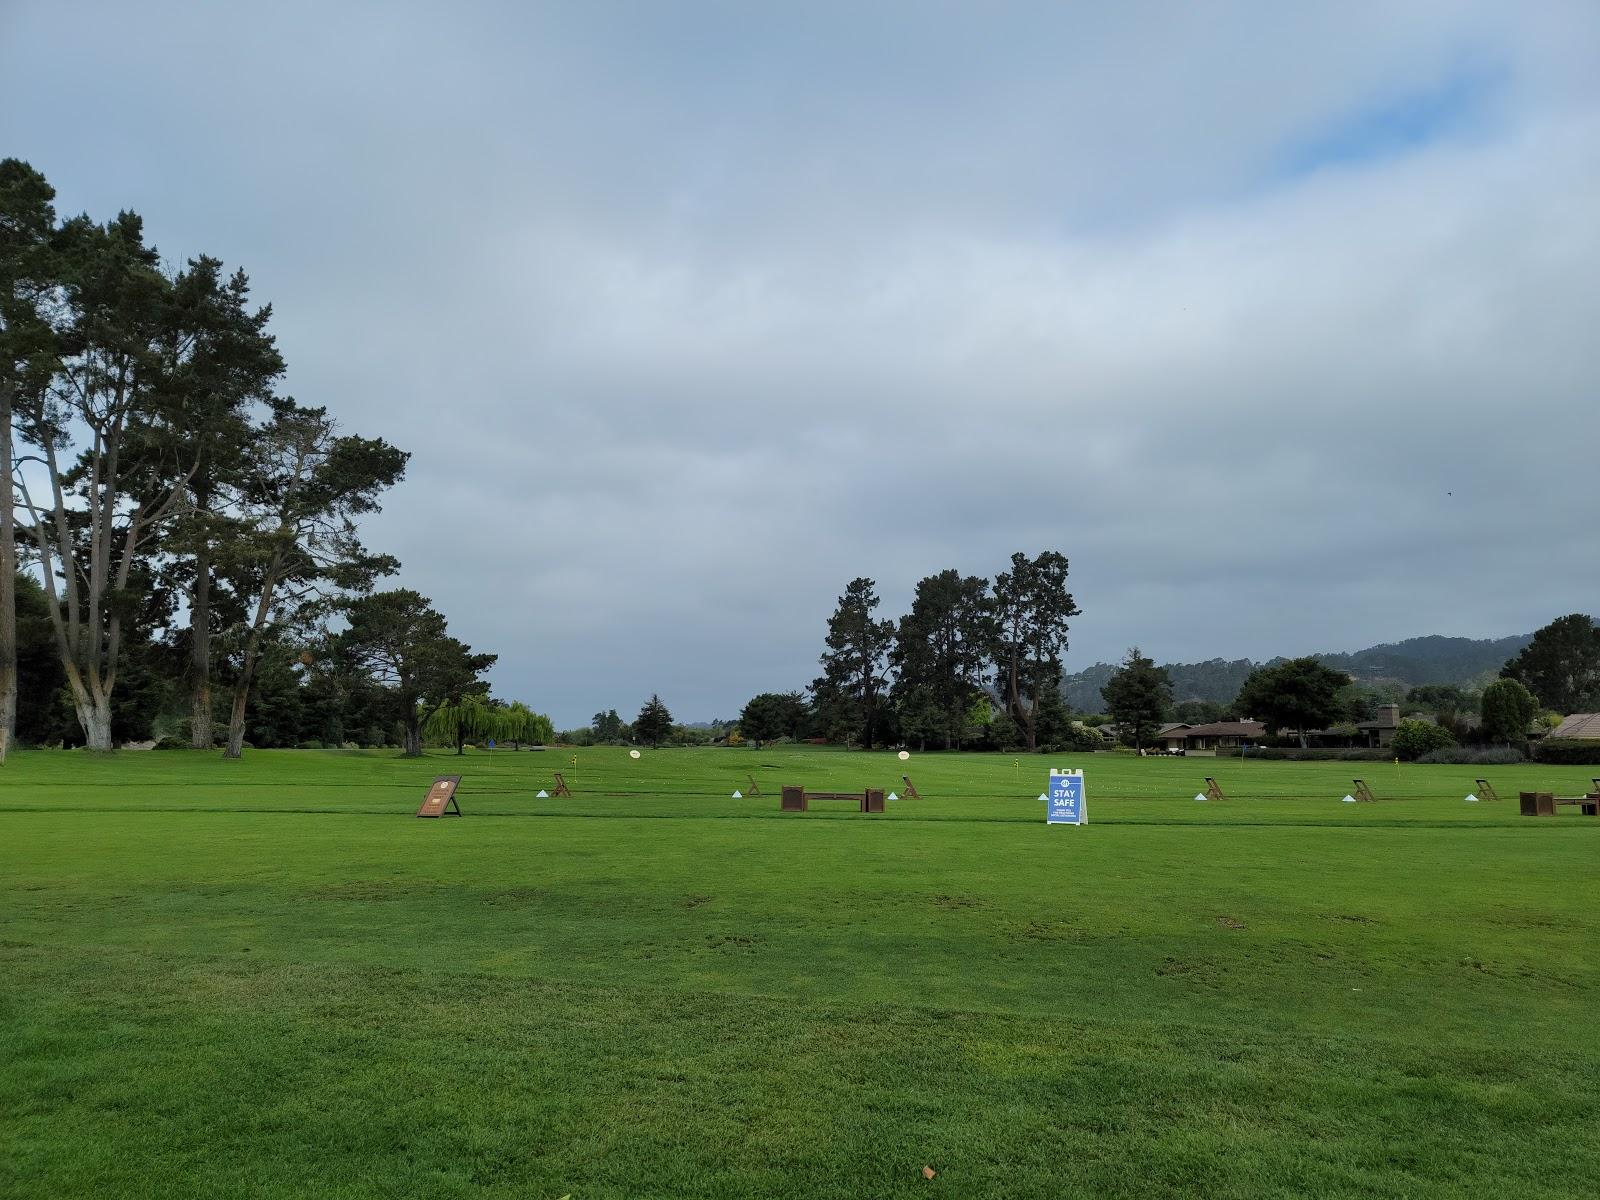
[{"xmin": 4, "ymin": 747, "xmax": 1598, "ymax": 1198}]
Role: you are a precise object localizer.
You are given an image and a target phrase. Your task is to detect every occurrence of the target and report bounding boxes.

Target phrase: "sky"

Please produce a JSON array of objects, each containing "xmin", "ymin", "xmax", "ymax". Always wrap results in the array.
[{"xmin": 3, "ymin": 1, "xmax": 1598, "ymax": 726}]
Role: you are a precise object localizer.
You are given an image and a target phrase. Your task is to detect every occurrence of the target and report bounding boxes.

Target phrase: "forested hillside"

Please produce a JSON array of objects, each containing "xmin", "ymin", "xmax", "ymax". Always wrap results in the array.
[{"xmin": 1063, "ymin": 633, "xmax": 1534, "ymax": 713}]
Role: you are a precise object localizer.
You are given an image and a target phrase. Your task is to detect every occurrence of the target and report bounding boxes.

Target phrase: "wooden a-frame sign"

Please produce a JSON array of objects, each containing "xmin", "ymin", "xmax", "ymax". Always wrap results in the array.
[{"xmin": 417, "ymin": 775, "xmax": 463, "ymax": 818}]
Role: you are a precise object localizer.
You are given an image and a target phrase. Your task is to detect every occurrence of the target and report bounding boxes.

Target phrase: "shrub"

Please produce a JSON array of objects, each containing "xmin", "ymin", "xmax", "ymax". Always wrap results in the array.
[
  {"xmin": 1224, "ymin": 747, "xmax": 1392, "ymax": 761},
  {"xmin": 1414, "ymin": 746, "xmax": 1525, "ymax": 765},
  {"xmin": 296, "ymin": 740, "xmax": 325, "ymax": 750},
  {"xmin": 1044, "ymin": 723, "xmax": 1108, "ymax": 753},
  {"xmin": 1535, "ymin": 738, "xmax": 1600, "ymax": 765},
  {"xmin": 1480, "ymin": 678, "xmax": 1538, "ymax": 745},
  {"xmin": 153, "ymin": 736, "xmax": 189, "ymax": 751},
  {"xmin": 1392, "ymin": 719, "xmax": 1457, "ymax": 761}
]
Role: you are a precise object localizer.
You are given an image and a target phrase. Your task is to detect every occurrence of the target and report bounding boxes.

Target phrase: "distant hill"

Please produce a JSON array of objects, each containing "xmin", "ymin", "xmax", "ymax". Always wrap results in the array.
[{"xmin": 1062, "ymin": 633, "xmax": 1533, "ymax": 713}]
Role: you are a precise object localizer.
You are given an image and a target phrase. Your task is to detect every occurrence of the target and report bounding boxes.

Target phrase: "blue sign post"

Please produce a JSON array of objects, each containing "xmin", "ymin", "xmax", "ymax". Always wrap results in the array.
[{"xmin": 1047, "ymin": 769, "xmax": 1086, "ymax": 825}]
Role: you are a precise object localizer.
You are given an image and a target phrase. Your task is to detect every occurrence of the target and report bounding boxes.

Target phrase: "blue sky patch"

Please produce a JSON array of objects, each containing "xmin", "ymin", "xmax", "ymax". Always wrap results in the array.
[{"xmin": 1272, "ymin": 57, "xmax": 1505, "ymax": 180}]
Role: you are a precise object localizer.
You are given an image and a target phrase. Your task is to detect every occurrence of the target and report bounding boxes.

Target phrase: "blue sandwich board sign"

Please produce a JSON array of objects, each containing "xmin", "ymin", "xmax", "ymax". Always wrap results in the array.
[{"xmin": 1047, "ymin": 769, "xmax": 1086, "ymax": 825}]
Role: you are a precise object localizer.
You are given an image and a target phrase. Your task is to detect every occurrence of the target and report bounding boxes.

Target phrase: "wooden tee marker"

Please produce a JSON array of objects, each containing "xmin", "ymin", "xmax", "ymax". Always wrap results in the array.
[
  {"xmin": 1204, "ymin": 777, "xmax": 1227, "ymax": 802},
  {"xmin": 1351, "ymin": 778, "xmax": 1377, "ymax": 803},
  {"xmin": 745, "ymin": 774, "xmax": 762, "ymax": 797},
  {"xmin": 416, "ymin": 775, "xmax": 462, "ymax": 818},
  {"xmin": 901, "ymin": 775, "xmax": 922, "ymax": 800},
  {"xmin": 550, "ymin": 773, "xmax": 573, "ymax": 798},
  {"xmin": 1474, "ymin": 778, "xmax": 1500, "ymax": 803}
]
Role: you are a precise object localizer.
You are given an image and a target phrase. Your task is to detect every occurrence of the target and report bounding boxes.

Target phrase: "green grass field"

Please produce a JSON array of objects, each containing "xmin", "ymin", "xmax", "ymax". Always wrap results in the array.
[{"xmin": 4, "ymin": 746, "xmax": 1599, "ymax": 1198}]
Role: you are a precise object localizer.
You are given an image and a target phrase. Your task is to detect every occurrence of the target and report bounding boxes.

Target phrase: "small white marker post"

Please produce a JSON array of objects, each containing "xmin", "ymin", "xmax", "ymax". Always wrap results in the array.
[
  {"xmin": 536, "ymin": 789, "xmax": 549, "ymax": 798},
  {"xmin": 731, "ymin": 790, "xmax": 742, "ymax": 799}
]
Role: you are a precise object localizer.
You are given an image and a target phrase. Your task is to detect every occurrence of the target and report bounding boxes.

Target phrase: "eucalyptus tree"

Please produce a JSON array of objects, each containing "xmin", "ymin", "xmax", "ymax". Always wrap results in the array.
[
  {"xmin": 0, "ymin": 158, "xmax": 59, "ymax": 760},
  {"xmin": 9, "ymin": 209, "xmax": 202, "ymax": 749},
  {"xmin": 338, "ymin": 589, "xmax": 496, "ymax": 756},
  {"xmin": 991, "ymin": 551, "xmax": 1080, "ymax": 752},
  {"xmin": 219, "ymin": 399, "xmax": 406, "ymax": 758}
]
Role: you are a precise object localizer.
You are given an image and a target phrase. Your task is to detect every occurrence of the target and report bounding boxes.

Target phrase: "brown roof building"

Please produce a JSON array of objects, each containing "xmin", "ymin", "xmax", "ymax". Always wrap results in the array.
[
  {"xmin": 1548, "ymin": 713, "xmax": 1600, "ymax": 740},
  {"xmin": 1180, "ymin": 720, "xmax": 1267, "ymax": 753}
]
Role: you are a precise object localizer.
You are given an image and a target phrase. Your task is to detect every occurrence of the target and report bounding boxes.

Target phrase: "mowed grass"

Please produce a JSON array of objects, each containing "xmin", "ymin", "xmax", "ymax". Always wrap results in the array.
[{"xmin": 3, "ymin": 746, "xmax": 1599, "ymax": 1199}]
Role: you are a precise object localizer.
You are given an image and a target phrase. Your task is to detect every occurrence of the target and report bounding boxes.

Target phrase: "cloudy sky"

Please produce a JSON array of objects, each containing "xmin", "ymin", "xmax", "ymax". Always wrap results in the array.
[{"xmin": 4, "ymin": 2, "xmax": 1598, "ymax": 725}]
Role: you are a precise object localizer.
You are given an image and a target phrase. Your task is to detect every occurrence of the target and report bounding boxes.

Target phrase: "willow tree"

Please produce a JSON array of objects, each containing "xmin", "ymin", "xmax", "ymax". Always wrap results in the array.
[
  {"xmin": 501, "ymin": 700, "xmax": 553, "ymax": 749},
  {"xmin": 423, "ymin": 693, "xmax": 499, "ymax": 755}
]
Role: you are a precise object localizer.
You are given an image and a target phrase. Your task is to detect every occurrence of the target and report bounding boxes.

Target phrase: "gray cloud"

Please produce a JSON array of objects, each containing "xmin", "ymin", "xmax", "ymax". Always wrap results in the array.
[{"xmin": 4, "ymin": 2, "xmax": 1598, "ymax": 723}]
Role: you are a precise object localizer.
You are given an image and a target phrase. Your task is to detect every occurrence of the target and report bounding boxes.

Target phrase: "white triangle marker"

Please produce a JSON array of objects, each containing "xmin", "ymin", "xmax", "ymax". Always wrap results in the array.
[
  {"xmin": 731, "ymin": 790, "xmax": 742, "ymax": 798},
  {"xmin": 1465, "ymin": 794, "xmax": 1479, "ymax": 803},
  {"xmin": 1341, "ymin": 794, "xmax": 1356, "ymax": 803},
  {"xmin": 1195, "ymin": 793, "xmax": 1208, "ymax": 802},
  {"xmin": 536, "ymin": 789, "xmax": 549, "ymax": 798},
  {"xmin": 1038, "ymin": 792, "xmax": 1048, "ymax": 802},
  {"xmin": 887, "ymin": 792, "xmax": 898, "ymax": 801}
]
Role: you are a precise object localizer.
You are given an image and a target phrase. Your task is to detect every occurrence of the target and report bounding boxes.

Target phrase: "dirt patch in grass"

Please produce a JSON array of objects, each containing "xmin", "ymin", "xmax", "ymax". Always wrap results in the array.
[
  {"xmin": 702, "ymin": 933, "xmax": 763, "ymax": 955},
  {"xmin": 930, "ymin": 893, "xmax": 984, "ymax": 910}
]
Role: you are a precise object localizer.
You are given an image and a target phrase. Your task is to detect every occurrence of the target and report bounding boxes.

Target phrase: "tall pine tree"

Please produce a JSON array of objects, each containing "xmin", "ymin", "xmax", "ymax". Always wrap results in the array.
[{"xmin": 812, "ymin": 577, "xmax": 895, "ymax": 749}]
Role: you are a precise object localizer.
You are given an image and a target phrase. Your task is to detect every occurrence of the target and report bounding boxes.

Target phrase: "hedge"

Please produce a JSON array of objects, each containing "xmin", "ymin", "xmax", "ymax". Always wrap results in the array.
[
  {"xmin": 1414, "ymin": 746, "xmax": 1525, "ymax": 766},
  {"xmin": 1535, "ymin": 738, "xmax": 1600, "ymax": 765},
  {"xmin": 1222, "ymin": 747, "xmax": 1393, "ymax": 762}
]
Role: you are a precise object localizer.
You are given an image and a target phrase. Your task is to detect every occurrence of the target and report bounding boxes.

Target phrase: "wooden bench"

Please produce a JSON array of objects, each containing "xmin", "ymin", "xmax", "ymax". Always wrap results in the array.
[
  {"xmin": 781, "ymin": 785, "xmax": 885, "ymax": 813},
  {"xmin": 1522, "ymin": 786, "xmax": 1600, "ymax": 817}
]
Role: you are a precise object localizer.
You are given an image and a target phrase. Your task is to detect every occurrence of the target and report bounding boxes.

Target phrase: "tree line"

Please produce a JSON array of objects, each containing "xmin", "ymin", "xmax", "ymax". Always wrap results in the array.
[
  {"xmin": 1097, "ymin": 612, "xmax": 1600, "ymax": 754},
  {"xmin": 731, "ymin": 552, "xmax": 1089, "ymax": 753},
  {"xmin": 1, "ymin": 160, "xmax": 544, "ymax": 758}
]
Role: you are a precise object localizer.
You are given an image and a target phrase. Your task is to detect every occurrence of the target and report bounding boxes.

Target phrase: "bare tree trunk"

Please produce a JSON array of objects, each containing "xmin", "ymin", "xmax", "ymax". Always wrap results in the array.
[
  {"xmin": 0, "ymin": 379, "xmax": 15, "ymax": 763},
  {"xmin": 190, "ymin": 528, "xmax": 213, "ymax": 747},
  {"xmin": 403, "ymin": 710, "xmax": 422, "ymax": 757},
  {"xmin": 76, "ymin": 700, "xmax": 113, "ymax": 751},
  {"xmin": 223, "ymin": 559, "xmax": 280, "ymax": 760},
  {"xmin": 58, "ymin": 665, "xmax": 115, "ymax": 750},
  {"xmin": 222, "ymin": 628, "xmax": 261, "ymax": 760}
]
